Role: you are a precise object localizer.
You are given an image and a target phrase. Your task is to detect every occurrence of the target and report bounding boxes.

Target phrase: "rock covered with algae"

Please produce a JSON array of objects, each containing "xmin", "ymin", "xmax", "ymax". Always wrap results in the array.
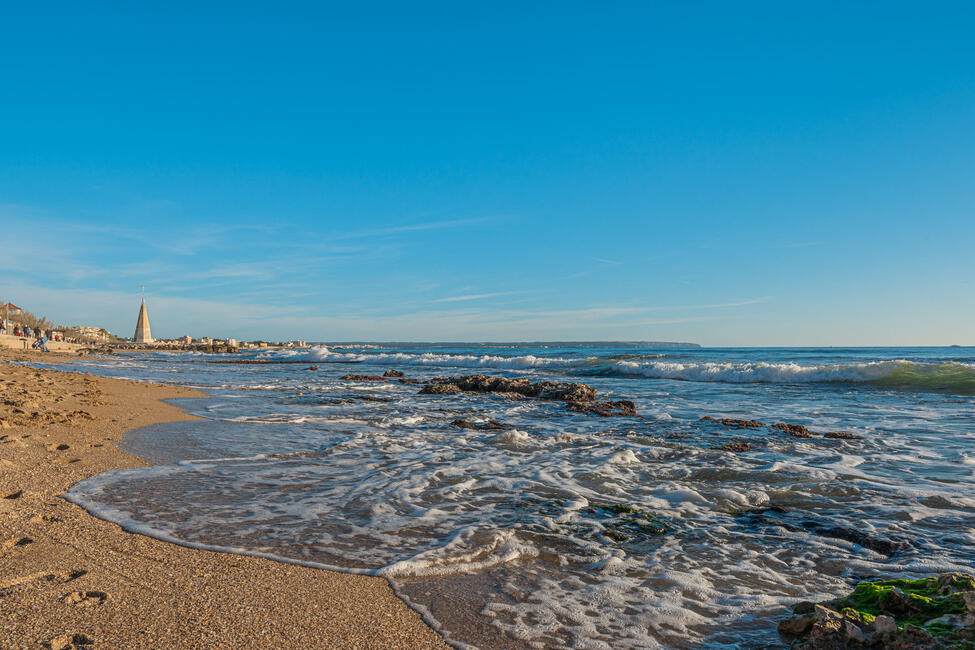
[{"xmin": 778, "ymin": 573, "xmax": 975, "ymax": 648}]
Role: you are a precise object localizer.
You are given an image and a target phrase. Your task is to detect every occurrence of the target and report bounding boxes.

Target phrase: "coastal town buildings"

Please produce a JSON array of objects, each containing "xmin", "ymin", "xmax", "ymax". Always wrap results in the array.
[{"xmin": 74, "ymin": 326, "xmax": 117, "ymax": 343}]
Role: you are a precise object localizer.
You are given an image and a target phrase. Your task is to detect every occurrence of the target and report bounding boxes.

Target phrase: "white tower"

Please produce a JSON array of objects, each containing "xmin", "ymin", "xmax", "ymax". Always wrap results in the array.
[{"xmin": 134, "ymin": 289, "xmax": 153, "ymax": 343}]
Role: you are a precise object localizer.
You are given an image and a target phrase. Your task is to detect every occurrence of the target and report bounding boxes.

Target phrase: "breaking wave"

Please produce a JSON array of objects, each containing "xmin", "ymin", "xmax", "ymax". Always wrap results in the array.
[
  {"xmin": 260, "ymin": 345, "xmax": 592, "ymax": 371},
  {"xmin": 237, "ymin": 347, "xmax": 975, "ymax": 393},
  {"xmin": 610, "ymin": 359, "xmax": 975, "ymax": 393}
]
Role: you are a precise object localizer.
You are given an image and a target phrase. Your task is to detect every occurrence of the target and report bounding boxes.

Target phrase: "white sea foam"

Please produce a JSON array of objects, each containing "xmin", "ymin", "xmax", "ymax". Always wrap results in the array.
[
  {"xmin": 611, "ymin": 358, "xmax": 975, "ymax": 392},
  {"xmin": 58, "ymin": 346, "xmax": 975, "ymax": 649},
  {"xmin": 260, "ymin": 345, "xmax": 592, "ymax": 372},
  {"xmin": 379, "ymin": 529, "xmax": 539, "ymax": 578},
  {"xmin": 492, "ymin": 429, "xmax": 533, "ymax": 445}
]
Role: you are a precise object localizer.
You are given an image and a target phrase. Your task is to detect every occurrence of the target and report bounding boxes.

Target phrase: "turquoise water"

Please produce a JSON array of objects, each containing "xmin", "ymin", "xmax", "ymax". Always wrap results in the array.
[{"xmin": 64, "ymin": 345, "xmax": 975, "ymax": 648}]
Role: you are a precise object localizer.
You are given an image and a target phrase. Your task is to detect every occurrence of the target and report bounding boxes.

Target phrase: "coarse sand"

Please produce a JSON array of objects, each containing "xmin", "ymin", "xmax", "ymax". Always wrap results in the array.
[{"xmin": 0, "ymin": 349, "xmax": 449, "ymax": 649}]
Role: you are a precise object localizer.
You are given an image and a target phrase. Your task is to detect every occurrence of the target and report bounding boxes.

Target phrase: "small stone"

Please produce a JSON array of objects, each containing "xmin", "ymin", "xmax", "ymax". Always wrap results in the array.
[
  {"xmin": 923, "ymin": 614, "xmax": 962, "ymax": 628},
  {"xmin": 842, "ymin": 618, "xmax": 866, "ymax": 643},
  {"xmin": 383, "ymin": 369, "xmax": 404, "ymax": 377},
  {"xmin": 814, "ymin": 604, "xmax": 841, "ymax": 624},
  {"xmin": 808, "ymin": 605, "xmax": 845, "ymax": 646},
  {"xmin": 712, "ymin": 441, "xmax": 751, "ymax": 452},
  {"xmin": 777, "ymin": 613, "xmax": 815, "ymax": 636},
  {"xmin": 964, "ymin": 591, "xmax": 975, "ymax": 613},
  {"xmin": 899, "ymin": 624, "xmax": 934, "ymax": 643},
  {"xmin": 873, "ymin": 615, "xmax": 897, "ymax": 634},
  {"xmin": 772, "ymin": 422, "xmax": 815, "ymax": 437},
  {"xmin": 793, "ymin": 601, "xmax": 816, "ymax": 615},
  {"xmin": 823, "ymin": 431, "xmax": 857, "ymax": 439},
  {"xmin": 49, "ymin": 633, "xmax": 94, "ymax": 650}
]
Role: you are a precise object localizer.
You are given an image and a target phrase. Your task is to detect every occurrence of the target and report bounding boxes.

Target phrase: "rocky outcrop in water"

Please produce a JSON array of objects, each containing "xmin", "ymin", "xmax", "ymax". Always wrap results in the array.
[
  {"xmin": 778, "ymin": 573, "xmax": 975, "ymax": 648},
  {"xmin": 567, "ymin": 400, "xmax": 638, "ymax": 417},
  {"xmin": 451, "ymin": 419, "xmax": 514, "ymax": 430},
  {"xmin": 419, "ymin": 374, "xmax": 637, "ymax": 417},
  {"xmin": 340, "ymin": 374, "xmax": 387, "ymax": 381},
  {"xmin": 735, "ymin": 507, "xmax": 909, "ymax": 556},
  {"xmin": 700, "ymin": 416, "xmax": 764, "ymax": 429},
  {"xmin": 772, "ymin": 422, "xmax": 815, "ymax": 438},
  {"xmin": 383, "ymin": 369, "xmax": 405, "ymax": 377},
  {"xmin": 419, "ymin": 383, "xmax": 461, "ymax": 395},
  {"xmin": 589, "ymin": 503, "xmax": 673, "ymax": 542},
  {"xmin": 713, "ymin": 441, "xmax": 751, "ymax": 452},
  {"xmin": 700, "ymin": 416, "xmax": 857, "ymax": 440}
]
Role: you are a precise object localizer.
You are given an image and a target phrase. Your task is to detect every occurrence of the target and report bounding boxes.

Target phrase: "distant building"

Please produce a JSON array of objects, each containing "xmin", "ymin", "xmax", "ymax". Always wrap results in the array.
[
  {"xmin": 3, "ymin": 303, "xmax": 22, "ymax": 316},
  {"xmin": 74, "ymin": 326, "xmax": 116, "ymax": 343},
  {"xmin": 195, "ymin": 337, "xmax": 212, "ymax": 345},
  {"xmin": 134, "ymin": 297, "xmax": 153, "ymax": 343},
  {"xmin": 179, "ymin": 335, "xmax": 192, "ymax": 345},
  {"xmin": 227, "ymin": 338, "xmax": 238, "ymax": 346}
]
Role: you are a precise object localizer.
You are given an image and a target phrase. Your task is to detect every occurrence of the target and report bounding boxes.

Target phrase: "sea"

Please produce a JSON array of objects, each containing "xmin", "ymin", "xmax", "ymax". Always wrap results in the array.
[{"xmin": 57, "ymin": 345, "xmax": 975, "ymax": 648}]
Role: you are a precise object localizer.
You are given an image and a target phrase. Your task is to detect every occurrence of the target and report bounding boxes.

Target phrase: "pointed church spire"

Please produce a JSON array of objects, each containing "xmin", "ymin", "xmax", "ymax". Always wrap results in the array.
[{"xmin": 134, "ymin": 290, "xmax": 153, "ymax": 343}]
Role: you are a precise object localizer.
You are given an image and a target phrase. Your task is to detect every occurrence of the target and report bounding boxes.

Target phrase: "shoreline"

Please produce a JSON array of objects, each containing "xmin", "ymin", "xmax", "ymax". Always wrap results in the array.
[{"xmin": 0, "ymin": 349, "xmax": 448, "ymax": 649}]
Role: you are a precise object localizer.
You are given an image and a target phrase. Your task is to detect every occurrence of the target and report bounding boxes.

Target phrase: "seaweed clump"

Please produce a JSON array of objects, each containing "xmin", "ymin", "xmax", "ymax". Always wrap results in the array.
[
  {"xmin": 595, "ymin": 503, "xmax": 673, "ymax": 541},
  {"xmin": 778, "ymin": 573, "xmax": 975, "ymax": 648}
]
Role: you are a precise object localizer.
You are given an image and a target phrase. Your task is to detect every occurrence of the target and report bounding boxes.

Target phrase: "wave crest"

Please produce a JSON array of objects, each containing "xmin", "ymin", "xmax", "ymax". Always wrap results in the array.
[{"xmin": 611, "ymin": 359, "xmax": 975, "ymax": 393}]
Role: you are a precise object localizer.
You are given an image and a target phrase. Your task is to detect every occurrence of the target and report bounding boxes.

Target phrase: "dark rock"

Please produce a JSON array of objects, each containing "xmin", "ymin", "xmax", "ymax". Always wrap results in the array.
[
  {"xmin": 534, "ymin": 381, "xmax": 598, "ymax": 402},
  {"xmin": 778, "ymin": 612, "xmax": 815, "ymax": 636},
  {"xmin": 383, "ymin": 369, "xmax": 405, "ymax": 377},
  {"xmin": 566, "ymin": 400, "xmax": 638, "ymax": 417},
  {"xmin": 823, "ymin": 431, "xmax": 857, "ymax": 439},
  {"xmin": 423, "ymin": 375, "xmax": 595, "ymax": 401},
  {"xmin": 419, "ymin": 383, "xmax": 462, "ymax": 395},
  {"xmin": 306, "ymin": 365, "xmax": 319, "ymax": 371},
  {"xmin": 418, "ymin": 374, "xmax": 636, "ymax": 416},
  {"xmin": 736, "ymin": 509, "xmax": 906, "ymax": 556},
  {"xmin": 351, "ymin": 395, "xmax": 394, "ymax": 403},
  {"xmin": 398, "ymin": 378, "xmax": 421, "ymax": 385},
  {"xmin": 700, "ymin": 416, "xmax": 766, "ymax": 429},
  {"xmin": 772, "ymin": 422, "xmax": 815, "ymax": 438},
  {"xmin": 340, "ymin": 374, "xmax": 388, "ymax": 381},
  {"xmin": 873, "ymin": 615, "xmax": 897, "ymax": 635},
  {"xmin": 802, "ymin": 523, "xmax": 908, "ymax": 556},
  {"xmin": 451, "ymin": 419, "xmax": 514, "ymax": 430},
  {"xmin": 793, "ymin": 601, "xmax": 817, "ymax": 615},
  {"xmin": 712, "ymin": 442, "xmax": 751, "ymax": 452}
]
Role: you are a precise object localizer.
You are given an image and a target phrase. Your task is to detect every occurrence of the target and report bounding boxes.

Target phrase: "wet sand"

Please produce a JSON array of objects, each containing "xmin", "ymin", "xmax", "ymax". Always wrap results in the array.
[{"xmin": 0, "ymin": 349, "xmax": 448, "ymax": 649}]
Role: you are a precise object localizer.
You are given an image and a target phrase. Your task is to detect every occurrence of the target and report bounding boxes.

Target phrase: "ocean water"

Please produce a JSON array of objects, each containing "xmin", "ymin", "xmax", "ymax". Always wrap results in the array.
[{"xmin": 62, "ymin": 345, "xmax": 975, "ymax": 648}]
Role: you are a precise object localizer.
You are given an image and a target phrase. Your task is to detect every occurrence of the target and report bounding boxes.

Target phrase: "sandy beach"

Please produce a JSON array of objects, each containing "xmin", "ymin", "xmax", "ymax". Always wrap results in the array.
[{"xmin": 0, "ymin": 349, "xmax": 448, "ymax": 649}]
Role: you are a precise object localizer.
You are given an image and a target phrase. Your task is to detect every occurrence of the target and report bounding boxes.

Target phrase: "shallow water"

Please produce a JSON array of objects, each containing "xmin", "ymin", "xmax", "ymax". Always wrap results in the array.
[{"xmin": 63, "ymin": 345, "xmax": 975, "ymax": 648}]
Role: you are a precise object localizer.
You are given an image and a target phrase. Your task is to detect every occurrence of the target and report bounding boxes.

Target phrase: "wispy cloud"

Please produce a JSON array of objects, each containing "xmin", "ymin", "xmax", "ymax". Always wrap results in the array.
[
  {"xmin": 433, "ymin": 291, "xmax": 525, "ymax": 303},
  {"xmin": 332, "ymin": 216, "xmax": 499, "ymax": 240}
]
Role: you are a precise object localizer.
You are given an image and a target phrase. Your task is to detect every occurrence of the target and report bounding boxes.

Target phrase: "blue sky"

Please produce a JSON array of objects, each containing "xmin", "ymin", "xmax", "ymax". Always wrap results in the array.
[{"xmin": 1, "ymin": 3, "xmax": 973, "ymax": 345}]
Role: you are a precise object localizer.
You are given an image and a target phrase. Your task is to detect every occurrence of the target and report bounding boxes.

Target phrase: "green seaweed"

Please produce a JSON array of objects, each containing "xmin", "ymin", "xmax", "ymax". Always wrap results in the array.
[
  {"xmin": 833, "ymin": 577, "xmax": 968, "ymax": 634},
  {"xmin": 841, "ymin": 607, "xmax": 875, "ymax": 625},
  {"xmin": 596, "ymin": 504, "xmax": 673, "ymax": 537},
  {"xmin": 608, "ymin": 503, "xmax": 639, "ymax": 514}
]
